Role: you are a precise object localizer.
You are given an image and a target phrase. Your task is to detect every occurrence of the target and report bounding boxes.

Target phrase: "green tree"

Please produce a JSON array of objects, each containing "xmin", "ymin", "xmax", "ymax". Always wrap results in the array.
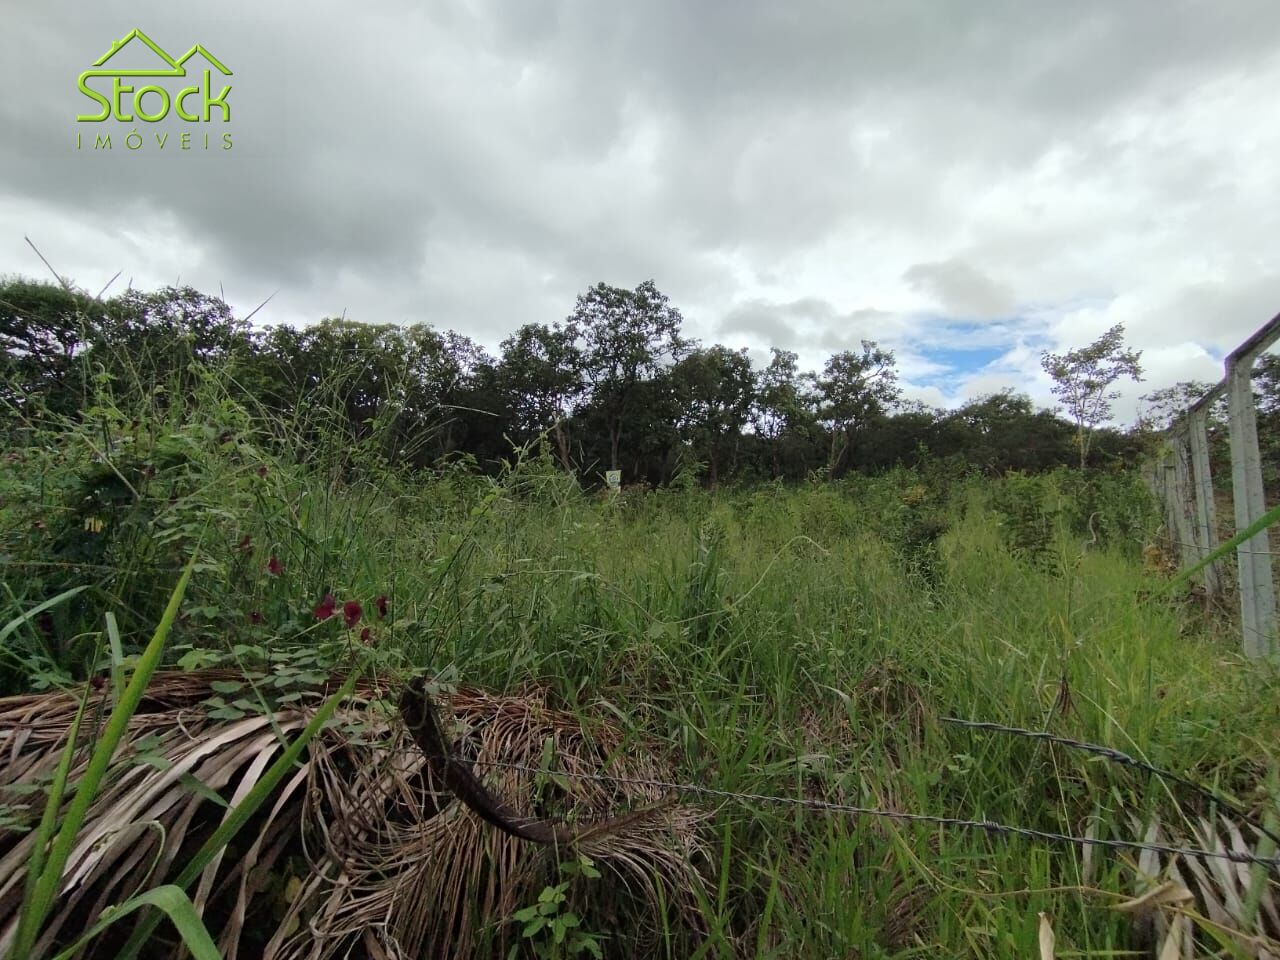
[
  {"xmin": 567, "ymin": 280, "xmax": 686, "ymax": 473},
  {"xmin": 852, "ymin": 401, "xmax": 942, "ymax": 473},
  {"xmin": 751, "ymin": 348, "xmax": 820, "ymax": 480},
  {"xmin": 1039, "ymin": 324, "xmax": 1143, "ymax": 469},
  {"xmin": 250, "ymin": 318, "xmax": 422, "ymax": 465},
  {"xmin": 93, "ymin": 286, "xmax": 252, "ymax": 403},
  {"xmin": 0, "ymin": 276, "xmax": 94, "ymax": 422},
  {"xmin": 497, "ymin": 322, "xmax": 583, "ymax": 472},
  {"xmin": 812, "ymin": 341, "xmax": 899, "ymax": 476},
  {"xmin": 944, "ymin": 390, "xmax": 1076, "ymax": 473},
  {"xmin": 1252, "ymin": 353, "xmax": 1280, "ymax": 416},
  {"xmin": 670, "ymin": 345, "xmax": 755, "ymax": 486},
  {"xmin": 1136, "ymin": 380, "xmax": 1217, "ymax": 432}
]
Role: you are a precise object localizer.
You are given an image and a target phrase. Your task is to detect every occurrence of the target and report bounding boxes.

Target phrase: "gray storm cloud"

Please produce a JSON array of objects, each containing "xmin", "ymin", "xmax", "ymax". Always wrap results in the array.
[{"xmin": 3, "ymin": 0, "xmax": 1279, "ymax": 422}]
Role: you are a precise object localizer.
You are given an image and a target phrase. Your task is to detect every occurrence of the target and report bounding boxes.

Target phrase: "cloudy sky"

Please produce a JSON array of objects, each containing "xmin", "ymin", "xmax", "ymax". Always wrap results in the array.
[{"xmin": 4, "ymin": 1, "xmax": 1280, "ymax": 422}]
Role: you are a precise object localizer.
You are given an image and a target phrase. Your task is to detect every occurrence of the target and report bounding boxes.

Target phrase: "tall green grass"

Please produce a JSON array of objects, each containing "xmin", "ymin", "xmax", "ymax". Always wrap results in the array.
[{"xmin": 2, "ymin": 369, "xmax": 1276, "ymax": 957}]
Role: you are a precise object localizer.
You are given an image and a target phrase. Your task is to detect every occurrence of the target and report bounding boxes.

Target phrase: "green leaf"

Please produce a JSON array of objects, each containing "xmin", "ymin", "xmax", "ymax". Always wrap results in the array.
[
  {"xmin": 49, "ymin": 885, "xmax": 221, "ymax": 960},
  {"xmin": 14, "ymin": 555, "xmax": 198, "ymax": 960},
  {"xmin": 521, "ymin": 918, "xmax": 546, "ymax": 939},
  {"xmin": 179, "ymin": 773, "xmax": 229, "ymax": 808},
  {"xmin": 104, "ymin": 612, "xmax": 125, "ymax": 704},
  {"xmin": 176, "ymin": 648, "xmax": 221, "ymax": 671},
  {"xmin": 17, "ymin": 685, "xmax": 91, "ymax": 955},
  {"xmin": 209, "ymin": 680, "xmax": 244, "ymax": 694},
  {"xmin": 117, "ymin": 670, "xmax": 362, "ymax": 958},
  {"xmin": 0, "ymin": 586, "xmax": 88, "ymax": 649},
  {"xmin": 132, "ymin": 734, "xmax": 163, "ymax": 754},
  {"xmin": 1167, "ymin": 498, "xmax": 1280, "ymax": 591},
  {"xmin": 134, "ymin": 753, "xmax": 173, "ymax": 772}
]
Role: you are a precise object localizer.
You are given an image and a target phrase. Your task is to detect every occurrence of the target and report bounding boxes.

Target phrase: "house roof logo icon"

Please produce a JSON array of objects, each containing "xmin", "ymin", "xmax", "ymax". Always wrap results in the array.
[{"xmin": 84, "ymin": 28, "xmax": 231, "ymax": 78}]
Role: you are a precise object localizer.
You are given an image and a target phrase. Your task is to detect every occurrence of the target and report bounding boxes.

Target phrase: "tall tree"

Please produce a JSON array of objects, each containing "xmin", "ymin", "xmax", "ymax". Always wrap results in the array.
[
  {"xmin": 567, "ymin": 280, "xmax": 686, "ymax": 473},
  {"xmin": 751, "ymin": 348, "xmax": 818, "ymax": 479},
  {"xmin": 0, "ymin": 277, "xmax": 93, "ymax": 421},
  {"xmin": 671, "ymin": 345, "xmax": 755, "ymax": 486},
  {"xmin": 429, "ymin": 330, "xmax": 497, "ymax": 459},
  {"xmin": 97, "ymin": 286, "xmax": 251, "ymax": 392},
  {"xmin": 253, "ymin": 318, "xmax": 423, "ymax": 461},
  {"xmin": 812, "ymin": 341, "xmax": 899, "ymax": 475},
  {"xmin": 1040, "ymin": 324, "xmax": 1143, "ymax": 469},
  {"xmin": 1136, "ymin": 381, "xmax": 1218, "ymax": 432},
  {"xmin": 945, "ymin": 390, "xmax": 1076, "ymax": 473},
  {"xmin": 1252, "ymin": 354, "xmax": 1280, "ymax": 417},
  {"xmin": 497, "ymin": 322, "xmax": 583, "ymax": 471}
]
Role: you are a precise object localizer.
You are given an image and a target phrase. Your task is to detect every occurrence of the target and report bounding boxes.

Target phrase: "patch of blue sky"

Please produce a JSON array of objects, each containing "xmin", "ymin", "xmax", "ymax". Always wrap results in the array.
[
  {"xmin": 918, "ymin": 344, "xmax": 1006, "ymax": 377},
  {"xmin": 908, "ymin": 318, "xmax": 1017, "ymax": 383}
]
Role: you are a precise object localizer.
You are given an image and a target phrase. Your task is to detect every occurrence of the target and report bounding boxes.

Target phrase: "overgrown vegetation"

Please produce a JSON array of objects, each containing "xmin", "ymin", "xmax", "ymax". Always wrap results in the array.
[
  {"xmin": 1, "ymin": 278, "xmax": 1278, "ymax": 957},
  {"xmin": 2, "ymin": 275, "xmax": 1153, "ymax": 488}
]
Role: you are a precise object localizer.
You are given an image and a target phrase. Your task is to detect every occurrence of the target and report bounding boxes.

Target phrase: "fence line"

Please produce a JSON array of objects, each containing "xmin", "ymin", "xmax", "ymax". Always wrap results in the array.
[
  {"xmin": 1156, "ymin": 537, "xmax": 1280, "ymax": 560},
  {"xmin": 939, "ymin": 717, "xmax": 1280, "ymax": 846},
  {"xmin": 422, "ymin": 710, "xmax": 1280, "ymax": 872},
  {"xmin": 458, "ymin": 757, "xmax": 1280, "ymax": 871},
  {"xmin": 1149, "ymin": 309, "xmax": 1280, "ymax": 659}
]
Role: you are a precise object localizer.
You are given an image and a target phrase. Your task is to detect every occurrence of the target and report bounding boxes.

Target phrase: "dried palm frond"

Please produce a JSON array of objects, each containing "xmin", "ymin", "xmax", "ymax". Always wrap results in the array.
[
  {"xmin": 1126, "ymin": 813, "xmax": 1280, "ymax": 959},
  {"xmin": 0, "ymin": 671, "xmax": 711, "ymax": 960},
  {"xmin": 271, "ymin": 683, "xmax": 712, "ymax": 960}
]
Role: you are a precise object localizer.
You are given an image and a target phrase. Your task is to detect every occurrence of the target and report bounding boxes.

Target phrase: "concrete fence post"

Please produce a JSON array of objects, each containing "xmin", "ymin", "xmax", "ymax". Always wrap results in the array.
[
  {"xmin": 1168, "ymin": 432, "xmax": 1200, "ymax": 571},
  {"xmin": 1226, "ymin": 358, "xmax": 1276, "ymax": 659},
  {"xmin": 1153, "ymin": 309, "xmax": 1280, "ymax": 660},
  {"xmin": 1185, "ymin": 408, "xmax": 1222, "ymax": 596}
]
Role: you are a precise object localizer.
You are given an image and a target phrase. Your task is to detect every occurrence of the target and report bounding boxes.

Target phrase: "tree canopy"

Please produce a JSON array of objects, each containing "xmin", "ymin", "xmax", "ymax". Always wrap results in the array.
[{"xmin": 2, "ymin": 275, "xmax": 1156, "ymax": 486}]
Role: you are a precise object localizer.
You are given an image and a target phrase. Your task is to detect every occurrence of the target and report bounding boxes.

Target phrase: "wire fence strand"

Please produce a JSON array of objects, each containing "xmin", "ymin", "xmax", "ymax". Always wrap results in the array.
[
  {"xmin": 450, "ymin": 756, "xmax": 1280, "ymax": 872},
  {"xmin": 939, "ymin": 716, "xmax": 1280, "ymax": 848}
]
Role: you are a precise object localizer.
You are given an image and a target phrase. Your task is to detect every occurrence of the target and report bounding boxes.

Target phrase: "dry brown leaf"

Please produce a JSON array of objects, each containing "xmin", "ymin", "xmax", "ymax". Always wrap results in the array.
[
  {"xmin": 0, "ymin": 671, "xmax": 712, "ymax": 960},
  {"xmin": 1038, "ymin": 911, "xmax": 1055, "ymax": 960},
  {"xmin": 1113, "ymin": 881, "xmax": 1195, "ymax": 914},
  {"xmin": 1156, "ymin": 913, "xmax": 1188, "ymax": 960}
]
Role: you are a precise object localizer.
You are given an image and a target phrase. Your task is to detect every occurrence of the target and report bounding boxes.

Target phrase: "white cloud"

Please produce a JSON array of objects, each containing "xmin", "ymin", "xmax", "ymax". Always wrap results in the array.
[
  {"xmin": 4, "ymin": 0, "xmax": 1280, "ymax": 426},
  {"xmin": 902, "ymin": 259, "xmax": 1016, "ymax": 319}
]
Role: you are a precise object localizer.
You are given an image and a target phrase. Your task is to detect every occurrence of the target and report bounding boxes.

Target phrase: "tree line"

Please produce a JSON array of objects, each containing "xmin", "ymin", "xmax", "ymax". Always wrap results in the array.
[{"xmin": 2, "ymin": 274, "xmax": 1154, "ymax": 486}]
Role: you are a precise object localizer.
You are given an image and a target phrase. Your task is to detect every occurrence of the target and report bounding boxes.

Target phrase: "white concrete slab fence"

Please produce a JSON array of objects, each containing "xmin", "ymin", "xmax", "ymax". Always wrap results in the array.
[{"xmin": 1149, "ymin": 311, "xmax": 1280, "ymax": 660}]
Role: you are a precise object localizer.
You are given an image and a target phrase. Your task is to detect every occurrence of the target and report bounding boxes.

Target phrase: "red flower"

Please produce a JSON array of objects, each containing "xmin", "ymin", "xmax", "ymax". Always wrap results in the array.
[
  {"xmin": 359, "ymin": 627, "xmax": 372, "ymax": 644},
  {"xmin": 267, "ymin": 556, "xmax": 283, "ymax": 576},
  {"xmin": 313, "ymin": 593, "xmax": 337, "ymax": 620},
  {"xmin": 248, "ymin": 611, "xmax": 264, "ymax": 625},
  {"xmin": 343, "ymin": 600, "xmax": 362, "ymax": 629},
  {"xmin": 235, "ymin": 535, "xmax": 252, "ymax": 552},
  {"xmin": 376, "ymin": 595, "xmax": 389, "ymax": 619}
]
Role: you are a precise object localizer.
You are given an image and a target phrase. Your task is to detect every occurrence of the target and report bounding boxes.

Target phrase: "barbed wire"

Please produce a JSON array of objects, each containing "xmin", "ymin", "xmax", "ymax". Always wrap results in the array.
[
  {"xmin": 939, "ymin": 717, "xmax": 1280, "ymax": 848},
  {"xmin": 1159, "ymin": 535, "xmax": 1280, "ymax": 559},
  {"xmin": 450, "ymin": 756, "xmax": 1280, "ymax": 872}
]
